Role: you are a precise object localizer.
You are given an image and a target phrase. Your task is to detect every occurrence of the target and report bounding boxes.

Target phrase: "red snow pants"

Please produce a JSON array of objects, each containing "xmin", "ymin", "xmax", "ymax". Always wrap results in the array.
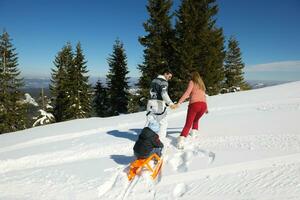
[{"xmin": 180, "ymin": 101, "xmax": 207, "ymax": 137}]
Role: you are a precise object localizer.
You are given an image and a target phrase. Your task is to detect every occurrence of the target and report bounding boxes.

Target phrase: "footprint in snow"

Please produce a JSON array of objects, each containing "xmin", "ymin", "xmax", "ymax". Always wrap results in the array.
[
  {"xmin": 173, "ymin": 183, "xmax": 187, "ymax": 198},
  {"xmin": 169, "ymin": 151, "xmax": 194, "ymax": 172},
  {"xmin": 193, "ymin": 147, "xmax": 216, "ymax": 164},
  {"xmin": 169, "ymin": 152, "xmax": 188, "ymax": 172},
  {"xmin": 169, "ymin": 148, "xmax": 216, "ymax": 172}
]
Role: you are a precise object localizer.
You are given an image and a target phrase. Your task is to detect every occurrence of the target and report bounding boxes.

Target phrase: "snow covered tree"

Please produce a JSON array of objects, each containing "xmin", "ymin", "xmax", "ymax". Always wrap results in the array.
[
  {"xmin": 138, "ymin": 0, "xmax": 176, "ymax": 104},
  {"xmin": 93, "ymin": 80, "xmax": 110, "ymax": 117},
  {"xmin": 175, "ymin": 0, "xmax": 225, "ymax": 95},
  {"xmin": 50, "ymin": 42, "xmax": 92, "ymax": 121},
  {"xmin": 0, "ymin": 31, "xmax": 28, "ymax": 134},
  {"xmin": 50, "ymin": 43, "xmax": 73, "ymax": 122},
  {"xmin": 106, "ymin": 39, "xmax": 129, "ymax": 115},
  {"xmin": 127, "ymin": 88, "xmax": 142, "ymax": 113},
  {"xmin": 37, "ymin": 88, "xmax": 47, "ymax": 111},
  {"xmin": 32, "ymin": 88, "xmax": 55, "ymax": 127},
  {"xmin": 23, "ymin": 93, "xmax": 39, "ymax": 126},
  {"xmin": 32, "ymin": 109, "xmax": 55, "ymax": 127},
  {"xmin": 224, "ymin": 36, "xmax": 248, "ymax": 90},
  {"xmin": 67, "ymin": 42, "xmax": 92, "ymax": 119}
]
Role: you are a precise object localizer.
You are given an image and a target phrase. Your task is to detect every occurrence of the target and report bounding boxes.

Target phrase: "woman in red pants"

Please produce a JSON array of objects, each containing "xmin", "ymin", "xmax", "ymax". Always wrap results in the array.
[{"xmin": 176, "ymin": 71, "xmax": 208, "ymax": 149}]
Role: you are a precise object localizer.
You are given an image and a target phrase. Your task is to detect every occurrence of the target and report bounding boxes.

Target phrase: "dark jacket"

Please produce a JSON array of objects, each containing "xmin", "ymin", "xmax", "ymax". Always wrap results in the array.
[
  {"xmin": 150, "ymin": 77, "xmax": 168, "ymax": 101},
  {"xmin": 133, "ymin": 127, "xmax": 164, "ymax": 158},
  {"xmin": 149, "ymin": 75, "xmax": 173, "ymax": 106}
]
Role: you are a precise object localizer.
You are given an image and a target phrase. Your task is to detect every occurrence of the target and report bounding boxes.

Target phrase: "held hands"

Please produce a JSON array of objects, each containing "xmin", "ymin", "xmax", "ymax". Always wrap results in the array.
[{"xmin": 170, "ymin": 103, "xmax": 179, "ymax": 110}]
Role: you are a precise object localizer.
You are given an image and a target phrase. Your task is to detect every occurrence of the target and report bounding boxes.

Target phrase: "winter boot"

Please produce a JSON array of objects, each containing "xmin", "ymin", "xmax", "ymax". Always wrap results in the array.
[
  {"xmin": 189, "ymin": 129, "xmax": 198, "ymax": 137},
  {"xmin": 177, "ymin": 136, "xmax": 185, "ymax": 149}
]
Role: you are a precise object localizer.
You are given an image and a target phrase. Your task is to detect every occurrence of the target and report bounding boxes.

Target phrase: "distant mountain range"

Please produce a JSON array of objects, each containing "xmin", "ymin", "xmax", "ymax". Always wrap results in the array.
[
  {"xmin": 22, "ymin": 77, "xmax": 139, "ymax": 98},
  {"xmin": 246, "ymin": 80, "xmax": 291, "ymax": 89},
  {"xmin": 23, "ymin": 77, "xmax": 139, "ymax": 89},
  {"xmin": 22, "ymin": 77, "xmax": 290, "ymax": 98},
  {"xmin": 23, "ymin": 76, "xmax": 289, "ymax": 89}
]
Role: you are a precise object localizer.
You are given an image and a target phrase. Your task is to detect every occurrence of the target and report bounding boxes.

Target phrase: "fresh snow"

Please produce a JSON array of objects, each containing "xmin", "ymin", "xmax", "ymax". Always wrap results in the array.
[{"xmin": 1, "ymin": 81, "xmax": 300, "ymax": 200}]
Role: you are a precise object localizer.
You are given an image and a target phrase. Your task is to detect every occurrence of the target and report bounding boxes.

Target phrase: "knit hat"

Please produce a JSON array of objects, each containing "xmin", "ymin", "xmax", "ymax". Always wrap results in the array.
[{"xmin": 148, "ymin": 120, "xmax": 160, "ymax": 133}]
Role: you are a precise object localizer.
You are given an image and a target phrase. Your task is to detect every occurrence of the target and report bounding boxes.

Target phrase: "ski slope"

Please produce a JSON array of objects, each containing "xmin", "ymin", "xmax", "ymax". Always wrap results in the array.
[{"xmin": 1, "ymin": 81, "xmax": 300, "ymax": 200}]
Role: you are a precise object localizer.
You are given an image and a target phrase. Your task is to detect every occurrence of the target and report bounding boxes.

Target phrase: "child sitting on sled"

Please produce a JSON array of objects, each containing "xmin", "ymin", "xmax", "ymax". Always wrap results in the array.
[{"xmin": 133, "ymin": 120, "xmax": 164, "ymax": 159}]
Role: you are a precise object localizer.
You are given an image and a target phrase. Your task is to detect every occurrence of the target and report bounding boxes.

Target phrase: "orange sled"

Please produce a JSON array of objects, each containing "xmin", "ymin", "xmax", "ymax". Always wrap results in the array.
[{"xmin": 127, "ymin": 153, "xmax": 163, "ymax": 181}]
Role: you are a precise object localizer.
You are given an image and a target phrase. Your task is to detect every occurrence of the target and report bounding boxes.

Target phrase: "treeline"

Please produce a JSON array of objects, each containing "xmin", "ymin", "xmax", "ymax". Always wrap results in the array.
[
  {"xmin": 0, "ymin": 33, "xmax": 131, "ymax": 134},
  {"xmin": 138, "ymin": 0, "xmax": 249, "ymax": 102},
  {"xmin": 0, "ymin": 0, "xmax": 249, "ymax": 134}
]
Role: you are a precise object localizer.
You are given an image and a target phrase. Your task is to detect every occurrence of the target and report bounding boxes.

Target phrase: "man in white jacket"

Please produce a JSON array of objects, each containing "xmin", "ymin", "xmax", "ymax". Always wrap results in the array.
[{"xmin": 146, "ymin": 68, "xmax": 175, "ymax": 139}]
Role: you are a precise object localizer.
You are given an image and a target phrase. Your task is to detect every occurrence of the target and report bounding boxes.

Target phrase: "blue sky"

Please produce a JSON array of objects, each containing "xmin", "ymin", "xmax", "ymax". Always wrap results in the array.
[{"xmin": 0, "ymin": 0, "xmax": 300, "ymax": 81}]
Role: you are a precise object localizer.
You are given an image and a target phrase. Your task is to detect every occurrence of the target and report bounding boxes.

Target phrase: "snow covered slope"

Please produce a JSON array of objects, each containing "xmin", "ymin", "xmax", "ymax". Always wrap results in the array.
[{"xmin": 1, "ymin": 81, "xmax": 300, "ymax": 200}]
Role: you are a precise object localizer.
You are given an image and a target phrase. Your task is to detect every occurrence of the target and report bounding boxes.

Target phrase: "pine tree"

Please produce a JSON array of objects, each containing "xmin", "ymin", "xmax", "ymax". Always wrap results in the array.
[
  {"xmin": 93, "ymin": 80, "xmax": 110, "ymax": 117},
  {"xmin": 38, "ymin": 88, "xmax": 47, "ymax": 111},
  {"xmin": 138, "ymin": 0, "xmax": 176, "ymax": 103},
  {"xmin": 33, "ymin": 88, "xmax": 55, "ymax": 127},
  {"xmin": 175, "ymin": 0, "xmax": 225, "ymax": 95},
  {"xmin": 50, "ymin": 43, "xmax": 73, "ymax": 122},
  {"xmin": 172, "ymin": 0, "xmax": 200, "ymax": 99},
  {"xmin": 106, "ymin": 39, "xmax": 129, "ymax": 115},
  {"xmin": 175, "ymin": 0, "xmax": 203, "ymax": 78},
  {"xmin": 24, "ymin": 93, "xmax": 39, "ymax": 127},
  {"xmin": 199, "ymin": 27, "xmax": 226, "ymax": 95},
  {"xmin": 0, "ymin": 31, "xmax": 27, "ymax": 134},
  {"xmin": 33, "ymin": 109, "xmax": 55, "ymax": 127},
  {"xmin": 224, "ymin": 36, "xmax": 248, "ymax": 90},
  {"xmin": 127, "ymin": 89, "xmax": 141, "ymax": 113},
  {"xmin": 67, "ymin": 42, "xmax": 92, "ymax": 119}
]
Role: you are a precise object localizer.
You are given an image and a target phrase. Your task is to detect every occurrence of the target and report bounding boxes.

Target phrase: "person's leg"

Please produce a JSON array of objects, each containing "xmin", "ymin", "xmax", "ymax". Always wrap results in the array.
[
  {"xmin": 157, "ymin": 109, "xmax": 168, "ymax": 139},
  {"xmin": 180, "ymin": 104, "xmax": 198, "ymax": 137},
  {"xmin": 192, "ymin": 102, "xmax": 207, "ymax": 130},
  {"xmin": 146, "ymin": 100, "xmax": 158, "ymax": 126},
  {"xmin": 147, "ymin": 100, "xmax": 167, "ymax": 138}
]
